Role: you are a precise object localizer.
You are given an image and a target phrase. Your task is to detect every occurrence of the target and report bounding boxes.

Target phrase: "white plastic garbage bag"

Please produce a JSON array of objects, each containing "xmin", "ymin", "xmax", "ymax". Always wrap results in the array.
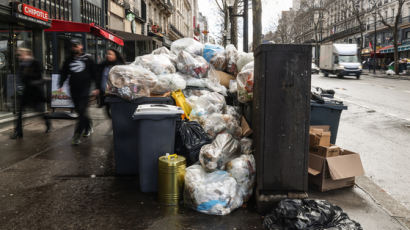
[
  {"xmin": 237, "ymin": 68, "xmax": 254, "ymax": 103},
  {"xmin": 199, "ymin": 133, "xmax": 240, "ymax": 172},
  {"xmin": 151, "ymin": 73, "xmax": 186, "ymax": 94},
  {"xmin": 184, "ymin": 165, "xmax": 243, "ymax": 215},
  {"xmin": 202, "ymin": 114, "xmax": 242, "ymax": 139},
  {"xmin": 152, "ymin": 46, "xmax": 171, "ymax": 55},
  {"xmin": 176, "ymin": 51, "xmax": 209, "ymax": 78},
  {"xmin": 190, "ymin": 92, "xmax": 226, "ymax": 120},
  {"xmin": 106, "ymin": 65, "xmax": 157, "ymax": 101},
  {"xmin": 240, "ymin": 138, "xmax": 253, "ymax": 155},
  {"xmin": 242, "ymin": 61, "xmax": 254, "ymax": 71},
  {"xmin": 225, "ymin": 44, "xmax": 239, "ymax": 75},
  {"xmin": 210, "ymin": 52, "xmax": 228, "ymax": 71},
  {"xmin": 226, "ymin": 154, "xmax": 256, "ymax": 202},
  {"xmin": 133, "ymin": 54, "xmax": 176, "ymax": 75},
  {"xmin": 171, "ymin": 38, "xmax": 204, "ymax": 56},
  {"xmin": 236, "ymin": 52, "xmax": 254, "ymax": 72}
]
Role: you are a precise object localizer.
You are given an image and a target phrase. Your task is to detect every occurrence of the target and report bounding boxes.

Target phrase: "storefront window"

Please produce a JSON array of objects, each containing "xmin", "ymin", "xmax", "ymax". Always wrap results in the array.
[{"xmin": 0, "ymin": 25, "xmax": 33, "ymax": 113}]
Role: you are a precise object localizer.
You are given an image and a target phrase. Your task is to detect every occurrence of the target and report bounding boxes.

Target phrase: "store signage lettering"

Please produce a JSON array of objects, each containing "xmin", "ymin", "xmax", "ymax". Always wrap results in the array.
[{"xmin": 18, "ymin": 3, "xmax": 49, "ymax": 22}]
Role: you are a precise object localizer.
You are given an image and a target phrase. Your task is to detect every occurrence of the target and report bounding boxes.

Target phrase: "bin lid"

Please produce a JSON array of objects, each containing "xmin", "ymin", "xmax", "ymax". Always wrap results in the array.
[
  {"xmin": 311, "ymin": 100, "xmax": 348, "ymax": 110},
  {"xmin": 159, "ymin": 154, "xmax": 186, "ymax": 167},
  {"xmin": 134, "ymin": 104, "xmax": 184, "ymax": 115}
]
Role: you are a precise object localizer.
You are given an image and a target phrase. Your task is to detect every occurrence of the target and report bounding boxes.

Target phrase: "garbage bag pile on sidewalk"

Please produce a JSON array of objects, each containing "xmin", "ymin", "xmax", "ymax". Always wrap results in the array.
[
  {"xmin": 263, "ymin": 199, "xmax": 363, "ymax": 230},
  {"xmin": 105, "ymin": 38, "xmax": 256, "ymax": 216}
]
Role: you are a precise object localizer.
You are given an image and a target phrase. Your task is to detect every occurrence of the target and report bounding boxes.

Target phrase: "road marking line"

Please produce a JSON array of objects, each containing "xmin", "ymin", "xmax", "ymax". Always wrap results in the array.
[{"xmin": 334, "ymin": 96, "xmax": 410, "ymax": 123}]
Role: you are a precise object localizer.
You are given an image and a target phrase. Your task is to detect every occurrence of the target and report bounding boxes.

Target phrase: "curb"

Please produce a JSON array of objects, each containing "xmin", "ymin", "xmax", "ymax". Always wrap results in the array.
[
  {"xmin": 0, "ymin": 112, "xmax": 44, "ymax": 132},
  {"xmin": 362, "ymin": 72, "xmax": 410, "ymax": 80},
  {"xmin": 355, "ymin": 176, "xmax": 410, "ymax": 229}
]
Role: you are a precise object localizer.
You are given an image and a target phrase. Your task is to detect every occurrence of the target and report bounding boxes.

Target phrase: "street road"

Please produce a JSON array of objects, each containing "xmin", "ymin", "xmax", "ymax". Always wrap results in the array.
[{"xmin": 312, "ymin": 73, "xmax": 410, "ymax": 210}]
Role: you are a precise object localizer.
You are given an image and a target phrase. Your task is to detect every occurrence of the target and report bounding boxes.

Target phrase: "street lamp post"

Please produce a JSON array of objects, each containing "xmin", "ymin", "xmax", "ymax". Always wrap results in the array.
[
  {"xmin": 373, "ymin": 12, "xmax": 377, "ymax": 74},
  {"xmin": 226, "ymin": 0, "xmax": 249, "ymax": 52}
]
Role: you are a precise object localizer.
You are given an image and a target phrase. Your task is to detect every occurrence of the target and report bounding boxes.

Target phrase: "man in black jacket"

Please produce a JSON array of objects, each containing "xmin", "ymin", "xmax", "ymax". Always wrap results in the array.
[
  {"xmin": 59, "ymin": 39, "xmax": 98, "ymax": 145},
  {"xmin": 11, "ymin": 48, "xmax": 50, "ymax": 139}
]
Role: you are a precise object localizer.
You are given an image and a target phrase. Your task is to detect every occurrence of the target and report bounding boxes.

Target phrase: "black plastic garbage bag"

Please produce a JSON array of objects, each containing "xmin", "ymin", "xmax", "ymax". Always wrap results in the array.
[
  {"xmin": 263, "ymin": 199, "xmax": 363, "ymax": 230},
  {"xmin": 176, "ymin": 120, "xmax": 212, "ymax": 165}
]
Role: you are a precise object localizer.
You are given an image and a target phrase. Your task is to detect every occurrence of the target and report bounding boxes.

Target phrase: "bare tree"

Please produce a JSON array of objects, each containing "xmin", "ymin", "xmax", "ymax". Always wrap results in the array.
[
  {"xmin": 375, "ymin": 0, "xmax": 408, "ymax": 74},
  {"xmin": 299, "ymin": 0, "xmax": 326, "ymax": 64},
  {"xmin": 269, "ymin": 11, "xmax": 296, "ymax": 44},
  {"xmin": 349, "ymin": 0, "xmax": 366, "ymax": 60}
]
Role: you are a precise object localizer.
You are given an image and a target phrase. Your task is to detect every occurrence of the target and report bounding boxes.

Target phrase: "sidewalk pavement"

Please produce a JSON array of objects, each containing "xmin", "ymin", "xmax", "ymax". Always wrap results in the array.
[
  {"xmin": 0, "ymin": 107, "xmax": 408, "ymax": 229},
  {"xmin": 362, "ymin": 70, "xmax": 410, "ymax": 80}
]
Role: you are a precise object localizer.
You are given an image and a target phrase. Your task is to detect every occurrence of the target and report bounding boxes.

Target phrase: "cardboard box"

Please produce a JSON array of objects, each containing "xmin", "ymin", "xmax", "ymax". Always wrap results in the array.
[
  {"xmin": 241, "ymin": 116, "xmax": 253, "ymax": 137},
  {"xmin": 313, "ymin": 145, "xmax": 340, "ymax": 157},
  {"xmin": 215, "ymin": 70, "xmax": 235, "ymax": 88},
  {"xmin": 309, "ymin": 126, "xmax": 331, "ymax": 148},
  {"xmin": 308, "ymin": 149, "xmax": 365, "ymax": 192}
]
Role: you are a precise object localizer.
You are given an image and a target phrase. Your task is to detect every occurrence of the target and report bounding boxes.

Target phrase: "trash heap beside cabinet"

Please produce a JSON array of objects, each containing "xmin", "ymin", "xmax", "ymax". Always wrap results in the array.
[{"xmin": 253, "ymin": 44, "xmax": 312, "ymax": 194}]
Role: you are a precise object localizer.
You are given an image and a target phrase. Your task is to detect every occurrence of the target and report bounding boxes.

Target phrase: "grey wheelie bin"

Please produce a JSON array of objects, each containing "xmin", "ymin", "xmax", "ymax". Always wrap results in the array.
[
  {"xmin": 132, "ymin": 104, "xmax": 183, "ymax": 192},
  {"xmin": 107, "ymin": 96, "xmax": 174, "ymax": 175}
]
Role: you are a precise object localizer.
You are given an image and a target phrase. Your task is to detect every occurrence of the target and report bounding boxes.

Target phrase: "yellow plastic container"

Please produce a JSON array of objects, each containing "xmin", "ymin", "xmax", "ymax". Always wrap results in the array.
[
  {"xmin": 172, "ymin": 90, "xmax": 191, "ymax": 120},
  {"xmin": 158, "ymin": 154, "xmax": 186, "ymax": 205}
]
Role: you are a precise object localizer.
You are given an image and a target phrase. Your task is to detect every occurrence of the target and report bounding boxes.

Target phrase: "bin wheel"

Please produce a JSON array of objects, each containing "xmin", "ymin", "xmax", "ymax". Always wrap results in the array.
[
  {"xmin": 324, "ymin": 73, "xmax": 329, "ymax": 77},
  {"xmin": 337, "ymin": 75, "xmax": 344, "ymax": 79},
  {"xmin": 356, "ymin": 75, "xmax": 361, "ymax": 79}
]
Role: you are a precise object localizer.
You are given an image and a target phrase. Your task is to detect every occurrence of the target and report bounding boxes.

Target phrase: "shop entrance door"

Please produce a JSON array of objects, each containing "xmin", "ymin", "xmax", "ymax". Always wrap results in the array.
[{"xmin": 0, "ymin": 25, "xmax": 33, "ymax": 115}]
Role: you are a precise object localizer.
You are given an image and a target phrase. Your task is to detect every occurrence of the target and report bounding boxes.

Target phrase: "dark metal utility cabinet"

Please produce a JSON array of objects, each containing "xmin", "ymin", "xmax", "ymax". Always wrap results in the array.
[{"xmin": 253, "ymin": 44, "xmax": 312, "ymax": 194}]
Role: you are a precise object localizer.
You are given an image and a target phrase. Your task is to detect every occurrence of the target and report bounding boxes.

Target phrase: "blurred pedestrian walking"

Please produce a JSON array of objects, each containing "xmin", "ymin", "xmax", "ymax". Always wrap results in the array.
[
  {"xmin": 59, "ymin": 39, "xmax": 98, "ymax": 145},
  {"xmin": 11, "ymin": 48, "xmax": 50, "ymax": 139},
  {"xmin": 97, "ymin": 49, "xmax": 125, "ymax": 118}
]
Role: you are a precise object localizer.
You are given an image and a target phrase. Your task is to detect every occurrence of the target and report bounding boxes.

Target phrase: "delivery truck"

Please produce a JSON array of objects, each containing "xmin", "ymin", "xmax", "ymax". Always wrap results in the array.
[{"xmin": 319, "ymin": 43, "xmax": 362, "ymax": 79}]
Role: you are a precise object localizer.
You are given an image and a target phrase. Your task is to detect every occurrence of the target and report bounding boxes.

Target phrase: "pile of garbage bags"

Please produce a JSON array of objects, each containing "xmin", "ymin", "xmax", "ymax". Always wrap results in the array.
[
  {"xmin": 105, "ymin": 38, "xmax": 256, "ymax": 216},
  {"xmin": 263, "ymin": 199, "xmax": 363, "ymax": 230},
  {"xmin": 106, "ymin": 38, "xmax": 254, "ymax": 105}
]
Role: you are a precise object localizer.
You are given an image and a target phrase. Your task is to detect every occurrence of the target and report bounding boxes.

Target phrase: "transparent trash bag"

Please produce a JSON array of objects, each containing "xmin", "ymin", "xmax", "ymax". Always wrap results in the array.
[
  {"xmin": 236, "ymin": 52, "xmax": 254, "ymax": 72},
  {"xmin": 184, "ymin": 165, "xmax": 243, "ymax": 215},
  {"xmin": 133, "ymin": 54, "xmax": 176, "ymax": 75},
  {"xmin": 237, "ymin": 69, "xmax": 254, "ymax": 103},
  {"xmin": 106, "ymin": 65, "xmax": 157, "ymax": 101},
  {"xmin": 199, "ymin": 133, "xmax": 240, "ymax": 172},
  {"xmin": 226, "ymin": 154, "xmax": 256, "ymax": 202},
  {"xmin": 151, "ymin": 73, "xmax": 186, "ymax": 94},
  {"xmin": 176, "ymin": 51, "xmax": 209, "ymax": 78},
  {"xmin": 171, "ymin": 38, "xmax": 205, "ymax": 56}
]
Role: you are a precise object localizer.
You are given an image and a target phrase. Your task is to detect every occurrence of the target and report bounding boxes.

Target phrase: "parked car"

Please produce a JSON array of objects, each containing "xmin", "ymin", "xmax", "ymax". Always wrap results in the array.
[{"xmin": 311, "ymin": 63, "xmax": 320, "ymax": 74}]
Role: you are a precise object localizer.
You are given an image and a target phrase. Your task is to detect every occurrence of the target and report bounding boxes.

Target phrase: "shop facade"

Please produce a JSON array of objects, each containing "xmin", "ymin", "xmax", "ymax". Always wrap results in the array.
[{"xmin": 0, "ymin": 2, "xmax": 50, "ymax": 116}]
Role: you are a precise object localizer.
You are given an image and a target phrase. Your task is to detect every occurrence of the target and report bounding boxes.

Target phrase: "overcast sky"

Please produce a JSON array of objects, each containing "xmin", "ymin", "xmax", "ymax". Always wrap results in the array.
[{"xmin": 198, "ymin": 0, "xmax": 293, "ymax": 51}]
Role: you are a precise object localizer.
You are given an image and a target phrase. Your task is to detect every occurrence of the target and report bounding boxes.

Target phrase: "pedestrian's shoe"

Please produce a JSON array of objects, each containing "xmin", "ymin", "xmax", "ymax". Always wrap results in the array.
[
  {"xmin": 83, "ymin": 127, "xmax": 94, "ymax": 137},
  {"xmin": 10, "ymin": 131, "xmax": 23, "ymax": 139},
  {"xmin": 45, "ymin": 119, "xmax": 51, "ymax": 133},
  {"xmin": 71, "ymin": 133, "xmax": 81, "ymax": 145}
]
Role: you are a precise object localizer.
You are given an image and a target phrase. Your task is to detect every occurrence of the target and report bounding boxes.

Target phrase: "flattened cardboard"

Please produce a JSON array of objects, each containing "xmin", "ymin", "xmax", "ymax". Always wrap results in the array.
[
  {"xmin": 215, "ymin": 70, "xmax": 235, "ymax": 88},
  {"xmin": 241, "ymin": 116, "xmax": 253, "ymax": 137},
  {"xmin": 326, "ymin": 152, "xmax": 364, "ymax": 180}
]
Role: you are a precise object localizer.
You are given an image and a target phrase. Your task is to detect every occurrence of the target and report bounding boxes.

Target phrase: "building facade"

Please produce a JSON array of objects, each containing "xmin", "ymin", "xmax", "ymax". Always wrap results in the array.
[
  {"xmin": 196, "ymin": 12, "xmax": 209, "ymax": 43},
  {"xmin": 294, "ymin": 0, "xmax": 410, "ymax": 66}
]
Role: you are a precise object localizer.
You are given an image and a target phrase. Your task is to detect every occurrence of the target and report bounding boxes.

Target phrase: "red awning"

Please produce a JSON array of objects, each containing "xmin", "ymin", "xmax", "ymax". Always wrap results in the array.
[
  {"xmin": 45, "ymin": 20, "xmax": 124, "ymax": 46},
  {"xmin": 379, "ymin": 45, "xmax": 394, "ymax": 52},
  {"xmin": 91, "ymin": 25, "xmax": 124, "ymax": 46}
]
